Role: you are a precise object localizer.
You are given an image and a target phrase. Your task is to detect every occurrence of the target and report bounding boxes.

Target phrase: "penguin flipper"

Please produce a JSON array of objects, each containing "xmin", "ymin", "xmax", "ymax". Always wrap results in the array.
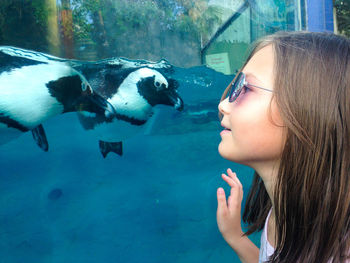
[
  {"xmin": 99, "ymin": 140, "xmax": 123, "ymax": 158},
  {"xmin": 31, "ymin": 125, "xmax": 49, "ymax": 152}
]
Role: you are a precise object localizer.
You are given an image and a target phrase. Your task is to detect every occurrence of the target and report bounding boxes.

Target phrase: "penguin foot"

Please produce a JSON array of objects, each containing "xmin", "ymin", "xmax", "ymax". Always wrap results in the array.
[
  {"xmin": 99, "ymin": 140, "xmax": 123, "ymax": 158},
  {"xmin": 31, "ymin": 124, "xmax": 49, "ymax": 152}
]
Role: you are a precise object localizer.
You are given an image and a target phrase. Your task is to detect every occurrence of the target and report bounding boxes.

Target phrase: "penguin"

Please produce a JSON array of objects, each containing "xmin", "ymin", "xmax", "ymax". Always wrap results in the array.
[
  {"xmin": 74, "ymin": 59, "xmax": 184, "ymax": 158},
  {"xmin": 0, "ymin": 46, "xmax": 116, "ymax": 151}
]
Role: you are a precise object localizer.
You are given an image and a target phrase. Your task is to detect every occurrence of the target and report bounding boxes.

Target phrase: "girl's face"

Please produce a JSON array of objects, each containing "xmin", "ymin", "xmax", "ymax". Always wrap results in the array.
[{"xmin": 218, "ymin": 45, "xmax": 285, "ymax": 169}]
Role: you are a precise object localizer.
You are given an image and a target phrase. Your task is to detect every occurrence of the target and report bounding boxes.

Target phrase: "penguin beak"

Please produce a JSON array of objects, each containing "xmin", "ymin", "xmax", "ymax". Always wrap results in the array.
[
  {"xmin": 174, "ymin": 96, "xmax": 184, "ymax": 111},
  {"xmin": 76, "ymin": 91, "xmax": 117, "ymax": 119},
  {"xmin": 168, "ymin": 91, "xmax": 184, "ymax": 111},
  {"xmin": 87, "ymin": 93, "xmax": 117, "ymax": 119}
]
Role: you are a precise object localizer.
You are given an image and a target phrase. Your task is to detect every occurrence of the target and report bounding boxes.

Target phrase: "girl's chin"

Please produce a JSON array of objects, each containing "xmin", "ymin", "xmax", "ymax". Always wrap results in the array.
[
  {"xmin": 218, "ymin": 143, "xmax": 231, "ymax": 160},
  {"xmin": 218, "ymin": 143, "xmax": 248, "ymax": 165}
]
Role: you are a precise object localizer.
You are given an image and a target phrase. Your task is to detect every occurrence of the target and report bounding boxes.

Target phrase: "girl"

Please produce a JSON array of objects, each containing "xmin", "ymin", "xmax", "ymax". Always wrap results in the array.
[{"xmin": 216, "ymin": 31, "xmax": 350, "ymax": 263}]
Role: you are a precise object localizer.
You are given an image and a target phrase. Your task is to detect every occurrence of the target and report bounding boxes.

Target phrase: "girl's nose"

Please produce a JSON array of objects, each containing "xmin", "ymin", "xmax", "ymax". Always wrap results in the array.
[{"xmin": 218, "ymin": 98, "xmax": 230, "ymax": 115}]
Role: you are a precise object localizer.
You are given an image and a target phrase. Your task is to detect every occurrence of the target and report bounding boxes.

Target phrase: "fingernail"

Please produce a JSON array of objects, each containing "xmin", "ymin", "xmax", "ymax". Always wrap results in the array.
[{"xmin": 218, "ymin": 188, "xmax": 224, "ymax": 194}]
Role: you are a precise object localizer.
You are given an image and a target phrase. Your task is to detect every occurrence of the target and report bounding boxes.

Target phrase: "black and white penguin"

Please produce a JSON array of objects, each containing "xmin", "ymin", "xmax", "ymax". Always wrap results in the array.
[
  {"xmin": 0, "ymin": 46, "xmax": 116, "ymax": 151},
  {"xmin": 75, "ymin": 59, "xmax": 184, "ymax": 158}
]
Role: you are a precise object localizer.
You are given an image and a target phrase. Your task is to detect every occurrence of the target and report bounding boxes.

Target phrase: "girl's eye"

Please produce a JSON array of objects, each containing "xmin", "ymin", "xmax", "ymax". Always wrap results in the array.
[
  {"xmin": 240, "ymin": 85, "xmax": 251, "ymax": 96},
  {"xmin": 235, "ymin": 85, "xmax": 252, "ymax": 101}
]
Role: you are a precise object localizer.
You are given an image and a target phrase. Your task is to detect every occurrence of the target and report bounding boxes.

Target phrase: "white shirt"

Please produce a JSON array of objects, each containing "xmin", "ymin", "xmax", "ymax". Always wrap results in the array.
[{"xmin": 259, "ymin": 210, "xmax": 274, "ymax": 263}]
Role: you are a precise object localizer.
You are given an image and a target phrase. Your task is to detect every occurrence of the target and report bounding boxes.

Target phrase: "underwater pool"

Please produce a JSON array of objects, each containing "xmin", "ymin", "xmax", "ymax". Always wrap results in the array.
[
  {"xmin": 0, "ymin": 0, "xmax": 306, "ymax": 262},
  {"xmin": 0, "ymin": 59, "xmax": 259, "ymax": 262},
  {"xmin": 0, "ymin": 114, "xmax": 259, "ymax": 262}
]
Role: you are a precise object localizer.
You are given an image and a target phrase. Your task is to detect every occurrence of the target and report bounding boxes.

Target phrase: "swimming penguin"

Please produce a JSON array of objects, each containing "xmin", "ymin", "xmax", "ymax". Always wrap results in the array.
[
  {"xmin": 0, "ymin": 46, "xmax": 116, "ymax": 151},
  {"xmin": 74, "ymin": 59, "xmax": 184, "ymax": 158}
]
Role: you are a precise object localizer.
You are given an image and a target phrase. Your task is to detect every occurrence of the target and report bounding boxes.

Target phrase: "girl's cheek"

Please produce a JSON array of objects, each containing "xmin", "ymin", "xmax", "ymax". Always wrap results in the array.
[{"xmin": 233, "ymin": 94, "xmax": 245, "ymax": 104}]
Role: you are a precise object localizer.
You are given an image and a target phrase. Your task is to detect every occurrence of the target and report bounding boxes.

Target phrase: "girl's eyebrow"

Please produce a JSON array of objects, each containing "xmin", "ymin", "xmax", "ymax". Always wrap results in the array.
[
  {"xmin": 245, "ymin": 72, "xmax": 262, "ymax": 83},
  {"xmin": 244, "ymin": 72, "xmax": 273, "ymax": 91}
]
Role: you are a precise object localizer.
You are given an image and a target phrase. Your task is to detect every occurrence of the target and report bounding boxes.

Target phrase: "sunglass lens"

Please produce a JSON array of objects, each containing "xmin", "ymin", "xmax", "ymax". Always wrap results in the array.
[{"xmin": 229, "ymin": 72, "xmax": 244, "ymax": 102}]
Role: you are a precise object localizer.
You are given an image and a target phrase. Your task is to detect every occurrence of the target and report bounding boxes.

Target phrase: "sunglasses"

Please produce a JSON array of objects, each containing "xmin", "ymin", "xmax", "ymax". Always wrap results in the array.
[{"xmin": 226, "ymin": 72, "xmax": 273, "ymax": 102}]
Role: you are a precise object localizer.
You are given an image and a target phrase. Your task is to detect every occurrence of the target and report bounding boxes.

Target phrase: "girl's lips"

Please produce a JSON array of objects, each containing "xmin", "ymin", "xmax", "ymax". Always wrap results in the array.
[
  {"xmin": 221, "ymin": 123, "xmax": 231, "ymax": 131},
  {"xmin": 220, "ymin": 123, "xmax": 231, "ymax": 135},
  {"xmin": 220, "ymin": 128, "xmax": 231, "ymax": 136}
]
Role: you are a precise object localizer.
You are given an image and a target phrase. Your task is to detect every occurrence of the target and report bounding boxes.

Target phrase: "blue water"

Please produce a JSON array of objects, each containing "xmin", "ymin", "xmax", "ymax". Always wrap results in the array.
[{"xmin": 0, "ymin": 65, "xmax": 259, "ymax": 262}]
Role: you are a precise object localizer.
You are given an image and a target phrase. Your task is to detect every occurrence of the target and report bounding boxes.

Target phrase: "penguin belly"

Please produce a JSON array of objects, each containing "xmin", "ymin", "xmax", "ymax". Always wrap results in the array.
[
  {"xmin": 78, "ymin": 91, "xmax": 153, "ymax": 142},
  {"xmin": 0, "ymin": 63, "xmax": 71, "ymax": 129}
]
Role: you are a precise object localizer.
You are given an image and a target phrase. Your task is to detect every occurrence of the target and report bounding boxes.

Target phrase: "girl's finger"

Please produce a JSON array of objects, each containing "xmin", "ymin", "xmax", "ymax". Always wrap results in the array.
[
  {"xmin": 221, "ymin": 173, "xmax": 237, "ymax": 188},
  {"xmin": 227, "ymin": 169, "xmax": 243, "ymax": 189},
  {"xmin": 230, "ymin": 183, "xmax": 241, "ymax": 203},
  {"xmin": 217, "ymin": 187, "xmax": 228, "ymax": 212},
  {"xmin": 227, "ymin": 195, "xmax": 231, "ymax": 205}
]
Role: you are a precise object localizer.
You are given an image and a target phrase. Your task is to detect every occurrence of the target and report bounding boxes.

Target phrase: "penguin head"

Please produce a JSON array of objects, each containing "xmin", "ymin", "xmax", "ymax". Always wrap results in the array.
[{"xmin": 135, "ymin": 67, "xmax": 183, "ymax": 111}]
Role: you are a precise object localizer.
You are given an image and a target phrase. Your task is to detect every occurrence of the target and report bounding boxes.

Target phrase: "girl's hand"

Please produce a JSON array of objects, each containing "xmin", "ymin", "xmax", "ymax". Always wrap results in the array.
[{"xmin": 216, "ymin": 168, "xmax": 244, "ymax": 246}]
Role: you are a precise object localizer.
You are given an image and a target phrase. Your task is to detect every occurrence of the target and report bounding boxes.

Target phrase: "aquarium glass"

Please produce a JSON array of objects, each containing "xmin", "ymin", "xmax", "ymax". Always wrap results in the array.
[{"xmin": 0, "ymin": 1, "xmax": 305, "ymax": 262}]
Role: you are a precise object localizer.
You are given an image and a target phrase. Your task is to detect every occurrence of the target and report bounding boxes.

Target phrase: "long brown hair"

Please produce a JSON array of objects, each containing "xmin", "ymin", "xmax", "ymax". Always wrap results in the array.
[{"xmin": 225, "ymin": 31, "xmax": 350, "ymax": 262}]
